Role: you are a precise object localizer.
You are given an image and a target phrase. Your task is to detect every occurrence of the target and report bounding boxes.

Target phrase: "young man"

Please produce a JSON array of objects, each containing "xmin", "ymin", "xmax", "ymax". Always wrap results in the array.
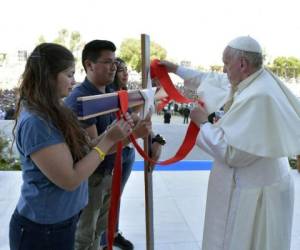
[{"xmin": 65, "ymin": 40, "xmax": 151, "ymax": 250}]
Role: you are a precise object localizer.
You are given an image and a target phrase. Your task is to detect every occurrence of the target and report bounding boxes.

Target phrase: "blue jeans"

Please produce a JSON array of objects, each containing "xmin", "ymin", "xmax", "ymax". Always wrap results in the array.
[
  {"xmin": 9, "ymin": 209, "xmax": 79, "ymax": 250},
  {"xmin": 100, "ymin": 146, "xmax": 135, "ymax": 246}
]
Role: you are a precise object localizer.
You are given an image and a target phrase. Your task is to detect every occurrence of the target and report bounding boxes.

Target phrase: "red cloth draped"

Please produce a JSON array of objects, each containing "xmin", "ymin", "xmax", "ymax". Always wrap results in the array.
[{"xmin": 107, "ymin": 61, "xmax": 203, "ymax": 250}]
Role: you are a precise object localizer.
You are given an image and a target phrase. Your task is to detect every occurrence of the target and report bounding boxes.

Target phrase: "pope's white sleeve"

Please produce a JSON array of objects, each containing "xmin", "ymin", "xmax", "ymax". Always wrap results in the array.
[
  {"xmin": 176, "ymin": 66, "xmax": 209, "ymax": 91},
  {"xmin": 176, "ymin": 66, "xmax": 201, "ymax": 79},
  {"xmin": 197, "ymin": 123, "xmax": 261, "ymax": 167}
]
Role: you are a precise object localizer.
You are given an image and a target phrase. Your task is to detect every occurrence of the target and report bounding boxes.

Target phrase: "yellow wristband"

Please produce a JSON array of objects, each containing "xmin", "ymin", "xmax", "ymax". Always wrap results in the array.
[{"xmin": 93, "ymin": 146, "xmax": 106, "ymax": 161}]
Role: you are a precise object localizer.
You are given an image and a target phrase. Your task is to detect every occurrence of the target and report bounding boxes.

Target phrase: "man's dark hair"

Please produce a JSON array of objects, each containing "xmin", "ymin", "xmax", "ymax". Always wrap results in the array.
[{"xmin": 81, "ymin": 40, "xmax": 116, "ymax": 71}]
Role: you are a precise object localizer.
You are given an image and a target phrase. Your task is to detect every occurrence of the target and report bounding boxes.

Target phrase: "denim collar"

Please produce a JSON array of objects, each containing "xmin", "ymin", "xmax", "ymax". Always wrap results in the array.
[{"xmin": 82, "ymin": 77, "xmax": 113, "ymax": 94}]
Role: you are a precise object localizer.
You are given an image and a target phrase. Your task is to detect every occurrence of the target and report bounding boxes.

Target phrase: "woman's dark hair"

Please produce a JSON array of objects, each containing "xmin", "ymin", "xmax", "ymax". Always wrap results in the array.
[
  {"xmin": 115, "ymin": 57, "xmax": 125, "ymax": 65},
  {"xmin": 13, "ymin": 43, "xmax": 90, "ymax": 161},
  {"xmin": 111, "ymin": 57, "xmax": 127, "ymax": 91}
]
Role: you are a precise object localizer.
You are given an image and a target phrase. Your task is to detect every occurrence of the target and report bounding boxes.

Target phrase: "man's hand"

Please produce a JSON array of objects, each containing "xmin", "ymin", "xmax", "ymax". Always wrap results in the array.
[
  {"xmin": 190, "ymin": 105, "xmax": 209, "ymax": 127},
  {"xmin": 159, "ymin": 60, "xmax": 178, "ymax": 73}
]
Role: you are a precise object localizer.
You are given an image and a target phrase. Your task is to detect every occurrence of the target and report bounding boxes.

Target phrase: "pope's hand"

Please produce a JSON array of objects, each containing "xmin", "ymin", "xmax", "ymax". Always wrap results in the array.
[
  {"xmin": 190, "ymin": 105, "xmax": 209, "ymax": 127},
  {"xmin": 159, "ymin": 60, "xmax": 178, "ymax": 73}
]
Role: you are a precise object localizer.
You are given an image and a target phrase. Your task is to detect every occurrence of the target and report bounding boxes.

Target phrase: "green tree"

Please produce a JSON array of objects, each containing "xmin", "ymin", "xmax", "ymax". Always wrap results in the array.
[
  {"xmin": 0, "ymin": 53, "xmax": 7, "ymax": 66},
  {"xmin": 0, "ymin": 132, "xmax": 8, "ymax": 160},
  {"xmin": 37, "ymin": 35, "xmax": 46, "ymax": 45},
  {"xmin": 270, "ymin": 56, "xmax": 300, "ymax": 78},
  {"xmin": 118, "ymin": 38, "xmax": 167, "ymax": 72},
  {"xmin": 210, "ymin": 65, "xmax": 223, "ymax": 72},
  {"xmin": 193, "ymin": 64, "xmax": 205, "ymax": 71},
  {"xmin": 37, "ymin": 29, "xmax": 84, "ymax": 67},
  {"xmin": 53, "ymin": 29, "xmax": 69, "ymax": 47},
  {"xmin": 69, "ymin": 31, "xmax": 83, "ymax": 53}
]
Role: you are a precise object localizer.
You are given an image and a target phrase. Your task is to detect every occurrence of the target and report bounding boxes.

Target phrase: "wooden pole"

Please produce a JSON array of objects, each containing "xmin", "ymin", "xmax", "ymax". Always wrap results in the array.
[
  {"xmin": 297, "ymin": 155, "xmax": 300, "ymax": 172},
  {"xmin": 141, "ymin": 34, "xmax": 155, "ymax": 250}
]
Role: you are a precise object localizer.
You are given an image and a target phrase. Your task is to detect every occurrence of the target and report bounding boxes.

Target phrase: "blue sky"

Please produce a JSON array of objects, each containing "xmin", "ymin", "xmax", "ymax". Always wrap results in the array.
[{"xmin": 1, "ymin": 0, "xmax": 300, "ymax": 66}]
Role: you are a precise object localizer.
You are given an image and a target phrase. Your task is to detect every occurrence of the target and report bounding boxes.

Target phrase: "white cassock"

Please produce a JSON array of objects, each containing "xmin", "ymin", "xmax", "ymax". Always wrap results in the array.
[{"xmin": 176, "ymin": 66, "xmax": 300, "ymax": 250}]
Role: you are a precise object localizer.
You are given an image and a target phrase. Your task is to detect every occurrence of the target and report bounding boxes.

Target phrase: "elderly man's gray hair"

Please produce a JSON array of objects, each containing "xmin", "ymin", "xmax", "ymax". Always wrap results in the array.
[{"xmin": 228, "ymin": 47, "xmax": 263, "ymax": 69}]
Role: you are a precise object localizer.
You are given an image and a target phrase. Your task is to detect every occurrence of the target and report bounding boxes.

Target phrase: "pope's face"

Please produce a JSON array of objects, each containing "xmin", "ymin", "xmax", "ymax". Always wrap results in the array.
[{"xmin": 222, "ymin": 47, "xmax": 243, "ymax": 86}]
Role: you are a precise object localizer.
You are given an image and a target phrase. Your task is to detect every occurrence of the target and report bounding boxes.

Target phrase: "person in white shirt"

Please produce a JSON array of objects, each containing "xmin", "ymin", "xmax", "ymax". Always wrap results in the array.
[{"xmin": 160, "ymin": 36, "xmax": 300, "ymax": 250}]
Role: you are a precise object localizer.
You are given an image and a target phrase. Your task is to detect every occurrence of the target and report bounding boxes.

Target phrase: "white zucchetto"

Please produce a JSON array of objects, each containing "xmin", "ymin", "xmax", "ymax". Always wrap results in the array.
[{"xmin": 227, "ymin": 36, "xmax": 262, "ymax": 54}]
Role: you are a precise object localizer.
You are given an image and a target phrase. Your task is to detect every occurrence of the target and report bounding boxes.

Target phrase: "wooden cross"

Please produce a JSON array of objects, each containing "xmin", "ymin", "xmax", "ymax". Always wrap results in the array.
[
  {"xmin": 77, "ymin": 34, "xmax": 157, "ymax": 250},
  {"xmin": 141, "ymin": 34, "xmax": 155, "ymax": 250}
]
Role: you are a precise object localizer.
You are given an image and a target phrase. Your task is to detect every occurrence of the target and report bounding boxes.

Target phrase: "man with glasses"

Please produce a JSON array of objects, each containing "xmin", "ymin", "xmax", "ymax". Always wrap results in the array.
[{"xmin": 65, "ymin": 40, "xmax": 151, "ymax": 250}]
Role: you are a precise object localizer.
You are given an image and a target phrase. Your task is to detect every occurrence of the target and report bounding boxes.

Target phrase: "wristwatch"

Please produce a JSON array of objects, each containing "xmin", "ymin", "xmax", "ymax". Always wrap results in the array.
[{"xmin": 152, "ymin": 134, "xmax": 166, "ymax": 145}]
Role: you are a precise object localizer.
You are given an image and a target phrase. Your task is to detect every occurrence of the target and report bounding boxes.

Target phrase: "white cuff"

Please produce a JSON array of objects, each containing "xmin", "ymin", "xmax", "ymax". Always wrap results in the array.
[{"xmin": 176, "ymin": 66, "xmax": 200, "ymax": 80}]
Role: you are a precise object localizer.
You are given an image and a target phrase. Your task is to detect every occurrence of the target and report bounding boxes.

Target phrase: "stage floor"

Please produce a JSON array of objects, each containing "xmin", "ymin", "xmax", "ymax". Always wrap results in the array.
[
  {"xmin": 1, "ymin": 168, "xmax": 300, "ymax": 250},
  {"xmin": 1, "ymin": 117, "xmax": 300, "ymax": 249}
]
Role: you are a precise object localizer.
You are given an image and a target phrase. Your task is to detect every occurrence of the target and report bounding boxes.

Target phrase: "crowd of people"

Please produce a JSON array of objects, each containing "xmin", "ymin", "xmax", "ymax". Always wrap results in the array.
[
  {"xmin": 5, "ymin": 35, "xmax": 300, "ymax": 250},
  {"xmin": 0, "ymin": 89, "xmax": 17, "ymax": 119}
]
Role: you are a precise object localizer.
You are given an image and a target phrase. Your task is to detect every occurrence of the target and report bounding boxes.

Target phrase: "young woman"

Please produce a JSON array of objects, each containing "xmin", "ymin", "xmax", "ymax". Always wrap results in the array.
[
  {"xmin": 9, "ymin": 43, "xmax": 133, "ymax": 250},
  {"xmin": 100, "ymin": 58, "xmax": 135, "ymax": 250},
  {"xmin": 110, "ymin": 57, "xmax": 129, "ymax": 91}
]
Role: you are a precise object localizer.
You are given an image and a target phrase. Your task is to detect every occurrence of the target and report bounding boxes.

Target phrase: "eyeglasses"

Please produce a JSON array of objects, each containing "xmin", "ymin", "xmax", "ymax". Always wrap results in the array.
[{"xmin": 95, "ymin": 60, "xmax": 120, "ymax": 67}]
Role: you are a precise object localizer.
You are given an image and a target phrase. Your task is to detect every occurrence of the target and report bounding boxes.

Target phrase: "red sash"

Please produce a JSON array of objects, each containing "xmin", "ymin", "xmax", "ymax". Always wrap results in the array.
[{"xmin": 107, "ymin": 60, "xmax": 203, "ymax": 250}]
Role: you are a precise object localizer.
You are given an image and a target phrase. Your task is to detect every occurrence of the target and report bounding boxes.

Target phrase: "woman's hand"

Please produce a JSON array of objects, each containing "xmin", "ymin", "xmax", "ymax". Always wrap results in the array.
[
  {"xmin": 104, "ymin": 115, "xmax": 134, "ymax": 144},
  {"xmin": 123, "ymin": 112, "xmax": 135, "ymax": 127}
]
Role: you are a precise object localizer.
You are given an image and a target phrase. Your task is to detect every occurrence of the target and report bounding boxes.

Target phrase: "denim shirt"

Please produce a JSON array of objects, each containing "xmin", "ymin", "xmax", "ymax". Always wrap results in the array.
[
  {"xmin": 16, "ymin": 110, "xmax": 88, "ymax": 224},
  {"xmin": 64, "ymin": 78, "xmax": 117, "ymax": 173}
]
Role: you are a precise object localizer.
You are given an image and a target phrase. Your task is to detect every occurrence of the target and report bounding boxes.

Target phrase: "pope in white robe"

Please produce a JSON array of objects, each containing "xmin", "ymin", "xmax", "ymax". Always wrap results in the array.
[{"xmin": 161, "ymin": 36, "xmax": 299, "ymax": 250}]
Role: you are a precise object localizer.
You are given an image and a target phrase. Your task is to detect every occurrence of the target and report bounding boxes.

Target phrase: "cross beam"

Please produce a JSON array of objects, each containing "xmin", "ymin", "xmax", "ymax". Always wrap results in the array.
[{"xmin": 77, "ymin": 89, "xmax": 145, "ymax": 120}]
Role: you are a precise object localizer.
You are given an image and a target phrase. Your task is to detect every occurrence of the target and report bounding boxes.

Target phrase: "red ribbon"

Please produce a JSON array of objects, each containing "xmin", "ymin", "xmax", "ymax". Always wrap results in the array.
[
  {"xmin": 107, "ymin": 140, "xmax": 122, "ymax": 250},
  {"xmin": 151, "ymin": 59, "xmax": 195, "ymax": 105},
  {"xmin": 129, "ymin": 122, "xmax": 199, "ymax": 165},
  {"xmin": 107, "ymin": 62, "xmax": 203, "ymax": 249},
  {"xmin": 156, "ymin": 96, "xmax": 171, "ymax": 112},
  {"xmin": 118, "ymin": 60, "xmax": 204, "ymax": 165},
  {"xmin": 118, "ymin": 90, "xmax": 129, "ymax": 115},
  {"xmin": 107, "ymin": 91, "xmax": 127, "ymax": 250}
]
